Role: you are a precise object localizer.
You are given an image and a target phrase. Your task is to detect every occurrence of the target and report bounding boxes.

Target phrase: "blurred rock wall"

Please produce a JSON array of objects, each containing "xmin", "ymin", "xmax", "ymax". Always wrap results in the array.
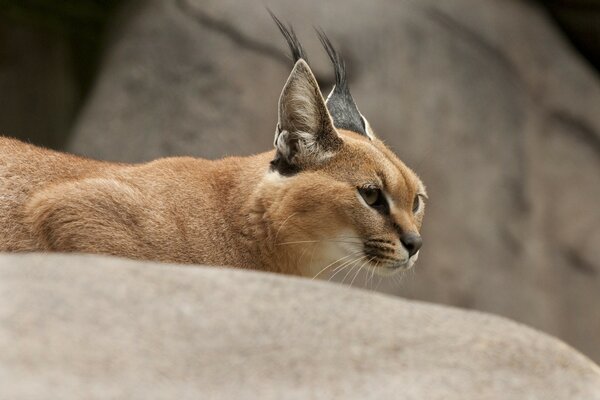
[
  {"xmin": 0, "ymin": 16, "xmax": 76, "ymax": 148},
  {"xmin": 0, "ymin": 0, "xmax": 125, "ymax": 148}
]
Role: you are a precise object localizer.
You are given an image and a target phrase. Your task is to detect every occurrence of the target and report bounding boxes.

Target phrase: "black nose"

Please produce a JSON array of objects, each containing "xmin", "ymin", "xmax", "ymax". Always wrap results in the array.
[{"xmin": 400, "ymin": 232, "xmax": 422, "ymax": 257}]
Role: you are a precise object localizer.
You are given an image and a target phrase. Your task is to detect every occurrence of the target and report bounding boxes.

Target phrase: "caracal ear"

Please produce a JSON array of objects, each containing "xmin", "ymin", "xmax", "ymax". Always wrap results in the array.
[{"xmin": 272, "ymin": 59, "xmax": 342, "ymax": 174}]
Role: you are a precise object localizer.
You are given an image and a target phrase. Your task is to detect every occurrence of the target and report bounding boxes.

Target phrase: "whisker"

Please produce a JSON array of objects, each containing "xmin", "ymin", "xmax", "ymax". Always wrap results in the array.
[
  {"xmin": 329, "ymin": 256, "xmax": 365, "ymax": 282},
  {"xmin": 274, "ymin": 212, "xmax": 298, "ymax": 243},
  {"xmin": 327, "ymin": 257, "xmax": 360, "ymax": 283},
  {"xmin": 312, "ymin": 251, "xmax": 363, "ymax": 280},
  {"xmin": 365, "ymin": 255, "xmax": 398, "ymax": 265},
  {"xmin": 341, "ymin": 256, "xmax": 368, "ymax": 285},
  {"xmin": 276, "ymin": 239, "xmax": 362, "ymax": 246},
  {"xmin": 307, "ymin": 242, "xmax": 319, "ymax": 274},
  {"xmin": 365, "ymin": 265, "xmax": 373, "ymax": 289},
  {"xmin": 364, "ymin": 243, "xmax": 396, "ymax": 252},
  {"xmin": 375, "ymin": 268, "xmax": 383, "ymax": 291},
  {"xmin": 297, "ymin": 245, "xmax": 311, "ymax": 265},
  {"xmin": 330, "ymin": 255, "xmax": 362, "ymax": 275},
  {"xmin": 398, "ymin": 271, "xmax": 408, "ymax": 287},
  {"xmin": 391, "ymin": 272, "xmax": 401, "ymax": 287},
  {"xmin": 368, "ymin": 259, "xmax": 379, "ymax": 289},
  {"xmin": 365, "ymin": 238, "xmax": 395, "ymax": 245},
  {"xmin": 341, "ymin": 263, "xmax": 359, "ymax": 286},
  {"xmin": 364, "ymin": 261, "xmax": 377, "ymax": 288},
  {"xmin": 350, "ymin": 257, "xmax": 374, "ymax": 287}
]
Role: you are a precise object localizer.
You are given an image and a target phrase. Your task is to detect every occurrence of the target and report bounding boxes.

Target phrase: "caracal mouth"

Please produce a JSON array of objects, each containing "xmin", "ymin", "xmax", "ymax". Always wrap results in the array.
[
  {"xmin": 372, "ymin": 252, "xmax": 419, "ymax": 277},
  {"xmin": 373, "ymin": 262, "xmax": 411, "ymax": 277},
  {"xmin": 307, "ymin": 237, "xmax": 420, "ymax": 281}
]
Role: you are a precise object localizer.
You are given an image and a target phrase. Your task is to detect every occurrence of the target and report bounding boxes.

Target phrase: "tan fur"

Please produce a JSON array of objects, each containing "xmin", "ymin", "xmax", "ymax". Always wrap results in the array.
[{"xmin": 0, "ymin": 61, "xmax": 426, "ymax": 278}]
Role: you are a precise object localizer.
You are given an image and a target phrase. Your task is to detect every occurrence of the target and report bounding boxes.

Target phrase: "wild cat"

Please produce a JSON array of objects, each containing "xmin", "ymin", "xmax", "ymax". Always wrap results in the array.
[{"xmin": 0, "ymin": 16, "xmax": 426, "ymax": 278}]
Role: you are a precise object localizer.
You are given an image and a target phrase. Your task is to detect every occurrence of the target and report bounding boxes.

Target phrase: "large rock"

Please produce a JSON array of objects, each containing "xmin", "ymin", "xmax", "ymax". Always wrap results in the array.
[
  {"xmin": 68, "ymin": 0, "xmax": 600, "ymax": 361},
  {"xmin": 1, "ymin": 253, "xmax": 599, "ymax": 399}
]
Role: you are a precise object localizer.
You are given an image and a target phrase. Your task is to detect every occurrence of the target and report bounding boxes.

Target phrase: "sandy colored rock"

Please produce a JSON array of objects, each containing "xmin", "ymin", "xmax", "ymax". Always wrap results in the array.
[{"xmin": 1, "ymin": 253, "xmax": 599, "ymax": 399}]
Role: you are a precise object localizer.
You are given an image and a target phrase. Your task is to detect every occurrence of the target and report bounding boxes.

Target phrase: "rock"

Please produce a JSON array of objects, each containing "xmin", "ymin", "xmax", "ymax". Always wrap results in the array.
[
  {"xmin": 1, "ymin": 253, "xmax": 599, "ymax": 399},
  {"xmin": 67, "ymin": 0, "xmax": 600, "ymax": 361},
  {"xmin": 69, "ymin": 0, "xmax": 288, "ymax": 162},
  {"xmin": 0, "ymin": 16, "xmax": 77, "ymax": 148}
]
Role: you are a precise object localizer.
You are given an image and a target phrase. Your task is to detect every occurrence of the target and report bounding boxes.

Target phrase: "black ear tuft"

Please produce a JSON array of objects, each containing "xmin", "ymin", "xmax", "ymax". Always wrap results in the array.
[
  {"xmin": 269, "ymin": 11, "xmax": 308, "ymax": 64},
  {"xmin": 316, "ymin": 30, "xmax": 346, "ymax": 93},
  {"xmin": 316, "ymin": 30, "xmax": 369, "ymax": 138}
]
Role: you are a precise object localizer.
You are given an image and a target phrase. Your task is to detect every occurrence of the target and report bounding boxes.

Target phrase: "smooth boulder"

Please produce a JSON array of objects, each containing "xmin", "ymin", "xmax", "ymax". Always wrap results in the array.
[{"xmin": 1, "ymin": 253, "xmax": 600, "ymax": 399}]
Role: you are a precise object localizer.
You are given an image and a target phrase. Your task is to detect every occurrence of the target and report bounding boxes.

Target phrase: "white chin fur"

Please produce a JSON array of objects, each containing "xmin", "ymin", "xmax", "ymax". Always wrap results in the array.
[
  {"xmin": 307, "ymin": 236, "xmax": 420, "ymax": 280},
  {"xmin": 305, "ymin": 231, "xmax": 362, "ymax": 279},
  {"xmin": 372, "ymin": 251, "xmax": 419, "ymax": 277}
]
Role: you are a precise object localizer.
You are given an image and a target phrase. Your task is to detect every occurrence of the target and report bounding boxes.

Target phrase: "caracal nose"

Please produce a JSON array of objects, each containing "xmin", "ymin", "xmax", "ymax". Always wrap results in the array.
[{"xmin": 400, "ymin": 232, "xmax": 422, "ymax": 257}]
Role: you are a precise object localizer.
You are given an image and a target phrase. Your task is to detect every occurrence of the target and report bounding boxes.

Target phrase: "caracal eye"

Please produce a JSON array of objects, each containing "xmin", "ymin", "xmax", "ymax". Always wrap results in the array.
[
  {"xmin": 362, "ymin": 188, "xmax": 380, "ymax": 206},
  {"xmin": 358, "ymin": 186, "xmax": 388, "ymax": 213},
  {"xmin": 413, "ymin": 195, "xmax": 420, "ymax": 213}
]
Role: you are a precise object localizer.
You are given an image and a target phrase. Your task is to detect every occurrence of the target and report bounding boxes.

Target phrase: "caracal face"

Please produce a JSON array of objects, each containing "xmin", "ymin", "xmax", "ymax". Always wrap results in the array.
[{"xmin": 269, "ymin": 128, "xmax": 426, "ymax": 279}]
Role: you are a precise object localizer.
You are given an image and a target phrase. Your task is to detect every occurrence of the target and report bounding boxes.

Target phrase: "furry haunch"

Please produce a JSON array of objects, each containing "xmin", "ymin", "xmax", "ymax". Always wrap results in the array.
[{"xmin": 0, "ymin": 17, "xmax": 427, "ymax": 278}]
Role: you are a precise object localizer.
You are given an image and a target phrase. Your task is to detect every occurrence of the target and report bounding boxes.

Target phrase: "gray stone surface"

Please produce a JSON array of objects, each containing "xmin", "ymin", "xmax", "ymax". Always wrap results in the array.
[
  {"xmin": 1, "ymin": 253, "xmax": 599, "ymax": 399},
  {"xmin": 68, "ymin": 0, "xmax": 600, "ymax": 361}
]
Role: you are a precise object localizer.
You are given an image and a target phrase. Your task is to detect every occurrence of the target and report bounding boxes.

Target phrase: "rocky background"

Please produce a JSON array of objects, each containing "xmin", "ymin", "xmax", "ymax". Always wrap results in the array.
[{"xmin": 1, "ymin": 0, "xmax": 599, "ymax": 362}]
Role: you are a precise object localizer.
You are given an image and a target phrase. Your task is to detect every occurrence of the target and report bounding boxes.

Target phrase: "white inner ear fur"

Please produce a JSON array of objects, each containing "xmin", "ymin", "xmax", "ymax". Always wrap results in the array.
[
  {"xmin": 359, "ymin": 113, "xmax": 375, "ymax": 140},
  {"xmin": 275, "ymin": 60, "xmax": 339, "ymax": 165},
  {"xmin": 275, "ymin": 130, "xmax": 336, "ymax": 165},
  {"xmin": 325, "ymin": 85, "xmax": 336, "ymax": 103},
  {"xmin": 276, "ymin": 60, "xmax": 325, "ymax": 136},
  {"xmin": 284, "ymin": 83, "xmax": 321, "ymax": 133}
]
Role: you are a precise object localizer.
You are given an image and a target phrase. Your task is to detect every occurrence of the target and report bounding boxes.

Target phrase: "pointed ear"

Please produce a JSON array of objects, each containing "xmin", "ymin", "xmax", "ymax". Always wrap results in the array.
[{"xmin": 272, "ymin": 60, "xmax": 342, "ymax": 174}]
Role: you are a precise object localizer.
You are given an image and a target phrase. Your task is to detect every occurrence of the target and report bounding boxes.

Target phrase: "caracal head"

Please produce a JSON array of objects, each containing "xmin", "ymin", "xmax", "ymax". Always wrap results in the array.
[{"xmin": 261, "ymin": 19, "xmax": 427, "ymax": 280}]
